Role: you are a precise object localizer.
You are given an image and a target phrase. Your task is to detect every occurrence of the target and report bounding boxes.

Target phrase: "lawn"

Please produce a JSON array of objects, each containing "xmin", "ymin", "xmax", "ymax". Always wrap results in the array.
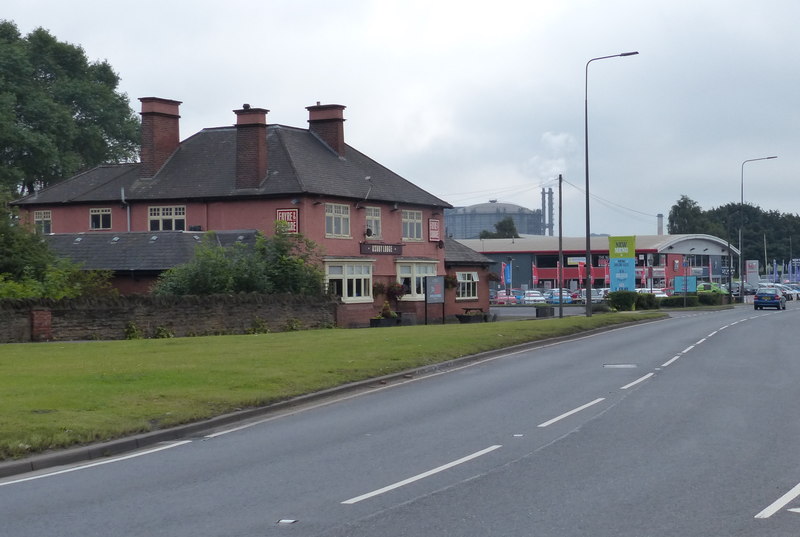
[{"xmin": 0, "ymin": 312, "xmax": 665, "ymax": 460}]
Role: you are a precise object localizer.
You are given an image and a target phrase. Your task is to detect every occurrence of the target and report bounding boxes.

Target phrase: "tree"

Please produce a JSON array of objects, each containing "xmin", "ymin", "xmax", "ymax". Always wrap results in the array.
[
  {"xmin": 479, "ymin": 216, "xmax": 520, "ymax": 239},
  {"xmin": 667, "ymin": 195, "xmax": 708, "ymax": 234},
  {"xmin": 0, "ymin": 192, "xmax": 116, "ymax": 298},
  {"xmin": 152, "ymin": 223, "xmax": 325, "ymax": 296},
  {"xmin": 0, "ymin": 192, "xmax": 53, "ymax": 279},
  {"xmin": 0, "ymin": 20, "xmax": 139, "ymax": 195},
  {"xmin": 668, "ymin": 194, "xmax": 800, "ymax": 276}
]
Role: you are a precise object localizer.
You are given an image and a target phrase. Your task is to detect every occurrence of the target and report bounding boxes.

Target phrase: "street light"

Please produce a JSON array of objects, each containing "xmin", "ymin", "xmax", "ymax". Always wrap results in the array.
[
  {"xmin": 738, "ymin": 156, "xmax": 777, "ymax": 298},
  {"xmin": 584, "ymin": 51, "xmax": 638, "ymax": 316}
]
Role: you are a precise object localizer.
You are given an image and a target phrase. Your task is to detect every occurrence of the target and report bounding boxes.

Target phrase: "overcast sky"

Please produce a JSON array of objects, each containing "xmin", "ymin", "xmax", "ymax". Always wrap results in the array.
[{"xmin": 5, "ymin": 0, "xmax": 798, "ymax": 237}]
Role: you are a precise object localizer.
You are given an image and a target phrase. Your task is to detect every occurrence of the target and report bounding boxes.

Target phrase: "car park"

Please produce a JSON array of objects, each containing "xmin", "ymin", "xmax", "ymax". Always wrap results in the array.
[{"xmin": 753, "ymin": 287, "xmax": 786, "ymax": 310}]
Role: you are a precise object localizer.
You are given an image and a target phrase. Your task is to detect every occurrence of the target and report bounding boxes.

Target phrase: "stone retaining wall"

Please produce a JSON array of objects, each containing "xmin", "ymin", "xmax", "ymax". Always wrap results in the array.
[{"xmin": 0, "ymin": 294, "xmax": 338, "ymax": 343}]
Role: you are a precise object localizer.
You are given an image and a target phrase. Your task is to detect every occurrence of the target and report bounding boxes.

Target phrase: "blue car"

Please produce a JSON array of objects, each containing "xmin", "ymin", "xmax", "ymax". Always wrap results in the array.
[{"xmin": 754, "ymin": 288, "xmax": 786, "ymax": 310}]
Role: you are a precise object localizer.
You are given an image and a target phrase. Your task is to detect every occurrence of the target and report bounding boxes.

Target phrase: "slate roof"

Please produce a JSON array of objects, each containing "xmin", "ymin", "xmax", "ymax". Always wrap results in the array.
[
  {"xmin": 443, "ymin": 237, "xmax": 493, "ymax": 266},
  {"xmin": 45, "ymin": 230, "xmax": 259, "ymax": 272},
  {"xmin": 14, "ymin": 125, "xmax": 451, "ymax": 208},
  {"xmin": 46, "ymin": 231, "xmax": 489, "ymax": 273}
]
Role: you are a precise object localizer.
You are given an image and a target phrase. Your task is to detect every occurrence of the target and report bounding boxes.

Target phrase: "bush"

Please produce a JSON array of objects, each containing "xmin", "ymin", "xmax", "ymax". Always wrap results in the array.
[
  {"xmin": 607, "ymin": 291, "xmax": 638, "ymax": 311},
  {"xmin": 635, "ymin": 292, "xmax": 658, "ymax": 310},
  {"xmin": 153, "ymin": 223, "xmax": 324, "ymax": 296},
  {"xmin": 660, "ymin": 295, "xmax": 700, "ymax": 308},
  {"xmin": 698, "ymin": 293, "xmax": 725, "ymax": 306}
]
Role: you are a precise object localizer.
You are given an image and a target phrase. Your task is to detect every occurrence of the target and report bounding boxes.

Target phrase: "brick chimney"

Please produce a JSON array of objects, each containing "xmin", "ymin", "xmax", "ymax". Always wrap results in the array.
[
  {"xmin": 234, "ymin": 104, "xmax": 269, "ymax": 190},
  {"xmin": 306, "ymin": 103, "xmax": 346, "ymax": 156},
  {"xmin": 139, "ymin": 97, "xmax": 181, "ymax": 178}
]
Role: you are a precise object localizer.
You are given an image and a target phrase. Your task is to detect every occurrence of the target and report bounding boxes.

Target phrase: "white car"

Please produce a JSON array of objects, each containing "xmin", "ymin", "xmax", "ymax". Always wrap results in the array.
[{"xmin": 522, "ymin": 290, "xmax": 546, "ymax": 304}]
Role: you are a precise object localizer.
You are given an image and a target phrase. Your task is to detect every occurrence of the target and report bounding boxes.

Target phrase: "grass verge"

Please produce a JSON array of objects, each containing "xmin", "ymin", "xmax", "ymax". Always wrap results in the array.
[{"xmin": 0, "ymin": 312, "xmax": 664, "ymax": 460}]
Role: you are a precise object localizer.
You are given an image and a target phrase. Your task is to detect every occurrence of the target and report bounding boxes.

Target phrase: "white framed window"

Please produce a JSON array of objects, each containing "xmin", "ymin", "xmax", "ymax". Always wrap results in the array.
[
  {"xmin": 325, "ymin": 203, "xmax": 351, "ymax": 238},
  {"xmin": 325, "ymin": 260, "xmax": 373, "ymax": 303},
  {"xmin": 402, "ymin": 210, "xmax": 423, "ymax": 241},
  {"xmin": 34, "ymin": 210, "xmax": 52, "ymax": 234},
  {"xmin": 90, "ymin": 208, "xmax": 112, "ymax": 230},
  {"xmin": 365, "ymin": 206, "xmax": 381, "ymax": 239},
  {"xmin": 149, "ymin": 206, "xmax": 186, "ymax": 231},
  {"xmin": 396, "ymin": 261, "xmax": 438, "ymax": 300},
  {"xmin": 456, "ymin": 271, "xmax": 479, "ymax": 300}
]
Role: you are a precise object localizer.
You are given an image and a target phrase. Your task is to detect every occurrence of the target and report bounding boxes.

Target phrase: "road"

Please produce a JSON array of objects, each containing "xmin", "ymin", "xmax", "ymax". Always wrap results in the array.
[{"xmin": 3, "ymin": 304, "xmax": 800, "ymax": 536}]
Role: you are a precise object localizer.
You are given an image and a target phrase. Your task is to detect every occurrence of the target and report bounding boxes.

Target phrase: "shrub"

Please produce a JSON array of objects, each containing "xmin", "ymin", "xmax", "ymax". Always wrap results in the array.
[
  {"xmin": 635, "ymin": 292, "xmax": 658, "ymax": 310},
  {"xmin": 607, "ymin": 291, "xmax": 638, "ymax": 311},
  {"xmin": 660, "ymin": 295, "xmax": 700, "ymax": 308}
]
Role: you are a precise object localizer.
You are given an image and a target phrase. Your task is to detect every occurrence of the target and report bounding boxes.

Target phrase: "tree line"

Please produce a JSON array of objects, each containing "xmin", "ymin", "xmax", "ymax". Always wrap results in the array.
[{"xmin": 668, "ymin": 195, "xmax": 800, "ymax": 270}]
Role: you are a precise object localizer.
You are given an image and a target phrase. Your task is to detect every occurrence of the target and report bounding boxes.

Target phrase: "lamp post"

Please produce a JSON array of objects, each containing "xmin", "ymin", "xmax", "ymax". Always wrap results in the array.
[
  {"xmin": 584, "ymin": 51, "xmax": 638, "ymax": 316},
  {"xmin": 738, "ymin": 156, "xmax": 777, "ymax": 299}
]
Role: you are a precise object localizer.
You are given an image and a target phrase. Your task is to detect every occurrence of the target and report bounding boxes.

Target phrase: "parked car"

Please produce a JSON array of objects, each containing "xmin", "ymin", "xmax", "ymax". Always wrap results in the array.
[
  {"xmin": 522, "ymin": 290, "xmax": 546, "ymax": 304},
  {"xmin": 510, "ymin": 288, "xmax": 526, "ymax": 303},
  {"xmin": 493, "ymin": 290, "xmax": 517, "ymax": 305},
  {"xmin": 575, "ymin": 289, "xmax": 603, "ymax": 303},
  {"xmin": 696, "ymin": 282, "xmax": 726, "ymax": 294},
  {"xmin": 774, "ymin": 283, "xmax": 797, "ymax": 300},
  {"xmin": 637, "ymin": 288, "xmax": 668, "ymax": 298},
  {"xmin": 545, "ymin": 289, "xmax": 573, "ymax": 304},
  {"xmin": 730, "ymin": 281, "xmax": 756, "ymax": 295},
  {"xmin": 753, "ymin": 287, "xmax": 786, "ymax": 310}
]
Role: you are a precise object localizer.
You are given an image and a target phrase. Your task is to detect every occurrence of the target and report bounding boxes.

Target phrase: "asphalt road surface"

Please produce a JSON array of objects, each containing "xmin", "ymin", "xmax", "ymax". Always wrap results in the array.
[{"xmin": 3, "ymin": 304, "xmax": 800, "ymax": 536}]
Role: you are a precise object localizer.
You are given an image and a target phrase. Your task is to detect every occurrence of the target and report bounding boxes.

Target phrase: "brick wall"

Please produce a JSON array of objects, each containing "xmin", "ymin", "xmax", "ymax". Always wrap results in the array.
[{"xmin": 0, "ymin": 294, "xmax": 338, "ymax": 343}]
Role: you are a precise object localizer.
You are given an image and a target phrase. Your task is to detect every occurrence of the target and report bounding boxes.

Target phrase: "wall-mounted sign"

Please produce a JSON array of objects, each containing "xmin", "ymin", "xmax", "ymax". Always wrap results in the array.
[
  {"xmin": 276, "ymin": 208, "xmax": 299, "ymax": 233},
  {"xmin": 360, "ymin": 243, "xmax": 403, "ymax": 255},
  {"xmin": 428, "ymin": 219, "xmax": 441, "ymax": 241}
]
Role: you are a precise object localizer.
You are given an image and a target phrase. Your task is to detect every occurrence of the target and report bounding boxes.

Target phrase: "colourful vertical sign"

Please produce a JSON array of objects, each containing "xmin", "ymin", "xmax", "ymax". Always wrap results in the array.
[{"xmin": 609, "ymin": 236, "xmax": 636, "ymax": 291}]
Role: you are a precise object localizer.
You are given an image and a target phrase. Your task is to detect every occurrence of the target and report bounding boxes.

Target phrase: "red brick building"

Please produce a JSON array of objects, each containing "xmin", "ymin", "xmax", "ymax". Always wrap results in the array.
[{"xmin": 13, "ymin": 98, "xmax": 492, "ymax": 326}]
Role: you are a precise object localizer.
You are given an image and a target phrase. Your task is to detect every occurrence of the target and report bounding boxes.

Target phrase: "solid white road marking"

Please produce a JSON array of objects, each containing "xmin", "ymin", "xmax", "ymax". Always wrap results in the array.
[
  {"xmin": 755, "ymin": 481, "xmax": 800, "ymax": 518},
  {"xmin": 537, "ymin": 398, "xmax": 605, "ymax": 428},
  {"xmin": 620, "ymin": 373, "xmax": 654, "ymax": 390},
  {"xmin": 341, "ymin": 444, "xmax": 502, "ymax": 504},
  {"xmin": 0, "ymin": 441, "xmax": 192, "ymax": 487}
]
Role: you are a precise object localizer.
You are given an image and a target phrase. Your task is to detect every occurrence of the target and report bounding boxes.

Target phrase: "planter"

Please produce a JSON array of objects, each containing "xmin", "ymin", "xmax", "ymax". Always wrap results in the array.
[
  {"xmin": 369, "ymin": 317, "xmax": 399, "ymax": 327},
  {"xmin": 456, "ymin": 313, "xmax": 485, "ymax": 324}
]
